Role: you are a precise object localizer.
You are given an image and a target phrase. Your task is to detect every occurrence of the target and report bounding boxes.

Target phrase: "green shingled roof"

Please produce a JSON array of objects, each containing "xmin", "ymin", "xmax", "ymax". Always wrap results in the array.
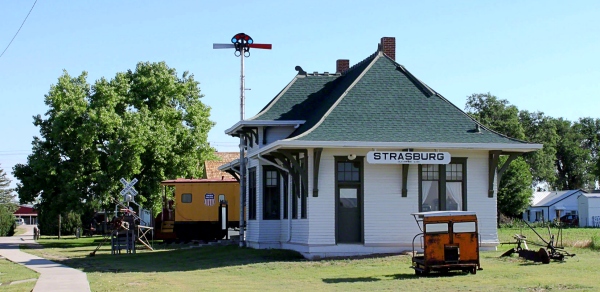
[{"xmin": 251, "ymin": 51, "xmax": 531, "ymax": 145}]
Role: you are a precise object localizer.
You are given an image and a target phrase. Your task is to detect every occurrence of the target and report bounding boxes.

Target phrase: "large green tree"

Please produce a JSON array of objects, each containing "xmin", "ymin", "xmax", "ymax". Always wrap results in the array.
[
  {"xmin": 577, "ymin": 117, "xmax": 600, "ymax": 182},
  {"xmin": 465, "ymin": 93, "xmax": 533, "ymax": 216},
  {"xmin": 0, "ymin": 163, "xmax": 17, "ymax": 207},
  {"xmin": 13, "ymin": 62, "xmax": 214, "ymax": 222},
  {"xmin": 497, "ymin": 157, "xmax": 533, "ymax": 217},
  {"xmin": 0, "ymin": 163, "xmax": 17, "ymax": 236},
  {"xmin": 553, "ymin": 118, "xmax": 595, "ymax": 190},
  {"xmin": 465, "ymin": 93, "xmax": 525, "ymax": 140},
  {"xmin": 518, "ymin": 110, "xmax": 559, "ymax": 187}
]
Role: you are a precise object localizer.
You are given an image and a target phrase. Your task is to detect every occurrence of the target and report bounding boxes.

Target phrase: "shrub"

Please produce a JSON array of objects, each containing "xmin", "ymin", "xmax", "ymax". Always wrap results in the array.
[
  {"xmin": 38, "ymin": 209, "xmax": 82, "ymax": 236},
  {"xmin": 0, "ymin": 206, "xmax": 16, "ymax": 236},
  {"xmin": 591, "ymin": 235, "xmax": 600, "ymax": 250}
]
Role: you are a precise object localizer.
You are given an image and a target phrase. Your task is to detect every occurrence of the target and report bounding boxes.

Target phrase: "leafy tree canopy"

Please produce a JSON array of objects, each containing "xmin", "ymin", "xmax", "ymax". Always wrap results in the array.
[
  {"xmin": 0, "ymin": 163, "xmax": 17, "ymax": 236},
  {"xmin": 553, "ymin": 118, "xmax": 595, "ymax": 190},
  {"xmin": 465, "ymin": 92, "xmax": 525, "ymax": 140},
  {"xmin": 0, "ymin": 163, "xmax": 18, "ymax": 212},
  {"xmin": 465, "ymin": 92, "xmax": 600, "ymax": 216},
  {"xmin": 13, "ymin": 62, "xmax": 215, "ymax": 216},
  {"xmin": 518, "ymin": 110, "xmax": 559, "ymax": 186},
  {"xmin": 465, "ymin": 93, "xmax": 534, "ymax": 217}
]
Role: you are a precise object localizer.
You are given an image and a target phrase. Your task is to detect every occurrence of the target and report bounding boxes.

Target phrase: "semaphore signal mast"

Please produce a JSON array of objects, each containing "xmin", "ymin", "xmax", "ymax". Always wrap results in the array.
[{"xmin": 213, "ymin": 33, "xmax": 272, "ymax": 247}]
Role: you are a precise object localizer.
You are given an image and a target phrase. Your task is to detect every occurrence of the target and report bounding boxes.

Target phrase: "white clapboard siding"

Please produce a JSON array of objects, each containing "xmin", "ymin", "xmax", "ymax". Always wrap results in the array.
[
  {"xmin": 363, "ymin": 160, "xmax": 421, "ymax": 245},
  {"xmin": 307, "ymin": 149, "xmax": 338, "ymax": 245},
  {"xmin": 265, "ymin": 126, "xmax": 296, "ymax": 145},
  {"xmin": 291, "ymin": 220, "xmax": 309, "ymax": 243},
  {"xmin": 257, "ymin": 220, "xmax": 281, "ymax": 242},
  {"xmin": 245, "ymin": 158, "xmax": 260, "ymax": 243},
  {"xmin": 248, "ymin": 148, "xmax": 500, "ymax": 254}
]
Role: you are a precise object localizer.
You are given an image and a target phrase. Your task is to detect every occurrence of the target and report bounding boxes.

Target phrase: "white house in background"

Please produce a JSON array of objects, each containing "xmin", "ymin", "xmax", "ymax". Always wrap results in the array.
[
  {"xmin": 578, "ymin": 192, "xmax": 600, "ymax": 227},
  {"xmin": 523, "ymin": 190, "xmax": 584, "ymax": 223},
  {"xmin": 220, "ymin": 37, "xmax": 542, "ymax": 259}
]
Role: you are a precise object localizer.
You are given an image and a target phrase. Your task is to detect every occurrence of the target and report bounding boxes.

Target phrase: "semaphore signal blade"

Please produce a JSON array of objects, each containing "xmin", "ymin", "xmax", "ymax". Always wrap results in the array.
[
  {"xmin": 248, "ymin": 43, "xmax": 272, "ymax": 49},
  {"xmin": 213, "ymin": 43, "xmax": 235, "ymax": 49}
]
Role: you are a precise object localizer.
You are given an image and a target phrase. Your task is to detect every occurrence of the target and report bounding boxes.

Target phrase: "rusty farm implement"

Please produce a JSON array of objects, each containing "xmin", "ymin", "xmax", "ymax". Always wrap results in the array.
[{"xmin": 500, "ymin": 221, "xmax": 575, "ymax": 264}]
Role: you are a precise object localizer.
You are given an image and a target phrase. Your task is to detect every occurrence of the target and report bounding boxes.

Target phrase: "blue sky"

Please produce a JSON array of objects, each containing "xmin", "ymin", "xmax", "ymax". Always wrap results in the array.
[{"xmin": 1, "ymin": 1, "xmax": 599, "ymax": 190}]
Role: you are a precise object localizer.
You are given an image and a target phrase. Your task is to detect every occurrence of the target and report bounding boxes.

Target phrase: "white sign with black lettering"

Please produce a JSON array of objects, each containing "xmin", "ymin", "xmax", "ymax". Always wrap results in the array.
[{"xmin": 367, "ymin": 151, "xmax": 451, "ymax": 164}]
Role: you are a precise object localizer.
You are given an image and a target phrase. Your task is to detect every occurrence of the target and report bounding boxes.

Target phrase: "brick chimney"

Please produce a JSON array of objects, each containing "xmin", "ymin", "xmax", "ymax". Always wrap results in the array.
[
  {"xmin": 336, "ymin": 59, "xmax": 350, "ymax": 74},
  {"xmin": 380, "ymin": 37, "xmax": 396, "ymax": 61}
]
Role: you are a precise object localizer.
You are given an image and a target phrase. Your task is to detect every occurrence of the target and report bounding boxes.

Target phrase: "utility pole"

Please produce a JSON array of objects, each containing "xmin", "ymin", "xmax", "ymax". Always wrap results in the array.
[{"xmin": 214, "ymin": 33, "xmax": 272, "ymax": 247}]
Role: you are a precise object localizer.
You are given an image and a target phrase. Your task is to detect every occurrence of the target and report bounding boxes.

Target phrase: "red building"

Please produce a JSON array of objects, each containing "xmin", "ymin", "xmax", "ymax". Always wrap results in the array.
[{"xmin": 14, "ymin": 205, "xmax": 37, "ymax": 225}]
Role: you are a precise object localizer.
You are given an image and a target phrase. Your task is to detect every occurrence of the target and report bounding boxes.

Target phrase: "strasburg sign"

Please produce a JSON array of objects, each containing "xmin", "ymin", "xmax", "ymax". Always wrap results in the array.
[{"xmin": 366, "ymin": 151, "xmax": 451, "ymax": 164}]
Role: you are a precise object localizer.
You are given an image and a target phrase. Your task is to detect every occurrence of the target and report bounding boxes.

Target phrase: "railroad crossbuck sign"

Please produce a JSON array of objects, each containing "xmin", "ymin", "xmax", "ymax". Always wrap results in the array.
[
  {"xmin": 120, "ymin": 178, "xmax": 138, "ymax": 202},
  {"xmin": 367, "ymin": 151, "xmax": 451, "ymax": 164}
]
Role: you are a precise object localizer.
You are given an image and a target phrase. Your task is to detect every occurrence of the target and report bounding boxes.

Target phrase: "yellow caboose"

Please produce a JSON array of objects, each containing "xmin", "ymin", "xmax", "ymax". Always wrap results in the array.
[{"xmin": 158, "ymin": 178, "xmax": 240, "ymax": 241}]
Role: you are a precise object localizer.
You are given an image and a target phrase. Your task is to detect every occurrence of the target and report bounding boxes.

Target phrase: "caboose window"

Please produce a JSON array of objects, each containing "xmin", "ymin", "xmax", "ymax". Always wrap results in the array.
[
  {"xmin": 419, "ymin": 158, "xmax": 467, "ymax": 212},
  {"xmin": 181, "ymin": 193, "xmax": 192, "ymax": 203}
]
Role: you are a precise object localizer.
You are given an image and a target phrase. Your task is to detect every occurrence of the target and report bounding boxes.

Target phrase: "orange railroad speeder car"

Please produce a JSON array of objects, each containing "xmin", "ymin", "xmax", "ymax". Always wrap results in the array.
[{"xmin": 411, "ymin": 211, "xmax": 482, "ymax": 275}]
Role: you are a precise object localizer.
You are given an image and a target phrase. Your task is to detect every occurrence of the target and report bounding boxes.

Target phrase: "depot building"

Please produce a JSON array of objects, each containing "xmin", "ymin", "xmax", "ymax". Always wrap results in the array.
[{"xmin": 220, "ymin": 37, "xmax": 542, "ymax": 259}]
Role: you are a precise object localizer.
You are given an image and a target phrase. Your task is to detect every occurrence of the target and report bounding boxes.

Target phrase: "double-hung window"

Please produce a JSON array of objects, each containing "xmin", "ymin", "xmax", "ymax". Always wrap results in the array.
[
  {"xmin": 419, "ymin": 158, "xmax": 467, "ymax": 211},
  {"xmin": 248, "ymin": 168, "xmax": 257, "ymax": 220},
  {"xmin": 263, "ymin": 166, "xmax": 280, "ymax": 220}
]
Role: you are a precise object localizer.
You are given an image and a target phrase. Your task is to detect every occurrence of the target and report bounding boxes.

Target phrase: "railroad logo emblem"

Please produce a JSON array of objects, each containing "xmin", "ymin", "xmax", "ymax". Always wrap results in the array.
[{"xmin": 204, "ymin": 193, "xmax": 215, "ymax": 206}]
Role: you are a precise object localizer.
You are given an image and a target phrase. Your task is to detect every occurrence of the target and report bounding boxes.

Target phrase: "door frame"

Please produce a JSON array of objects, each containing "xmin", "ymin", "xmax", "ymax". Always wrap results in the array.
[{"xmin": 334, "ymin": 156, "xmax": 364, "ymax": 244}]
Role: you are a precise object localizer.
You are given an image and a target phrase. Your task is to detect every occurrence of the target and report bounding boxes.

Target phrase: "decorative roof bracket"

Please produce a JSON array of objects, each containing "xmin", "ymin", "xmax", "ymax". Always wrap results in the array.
[
  {"xmin": 488, "ymin": 151, "xmax": 522, "ymax": 198},
  {"xmin": 270, "ymin": 149, "xmax": 308, "ymax": 197},
  {"xmin": 235, "ymin": 127, "xmax": 259, "ymax": 147}
]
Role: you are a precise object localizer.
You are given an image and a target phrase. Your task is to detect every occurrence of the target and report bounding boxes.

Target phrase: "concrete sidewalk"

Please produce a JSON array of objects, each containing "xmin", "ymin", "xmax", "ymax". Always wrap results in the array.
[{"xmin": 0, "ymin": 225, "xmax": 91, "ymax": 292}]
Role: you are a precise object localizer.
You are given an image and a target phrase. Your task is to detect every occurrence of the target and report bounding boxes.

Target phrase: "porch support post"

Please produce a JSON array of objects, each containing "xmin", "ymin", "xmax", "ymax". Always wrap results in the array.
[
  {"xmin": 488, "ymin": 151, "xmax": 500, "ymax": 198},
  {"xmin": 402, "ymin": 164, "xmax": 409, "ymax": 197},
  {"xmin": 313, "ymin": 148, "xmax": 323, "ymax": 197}
]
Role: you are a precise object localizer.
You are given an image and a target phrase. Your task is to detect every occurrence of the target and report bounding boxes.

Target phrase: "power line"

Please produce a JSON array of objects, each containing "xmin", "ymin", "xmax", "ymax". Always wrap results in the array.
[{"xmin": 0, "ymin": 0, "xmax": 38, "ymax": 60}]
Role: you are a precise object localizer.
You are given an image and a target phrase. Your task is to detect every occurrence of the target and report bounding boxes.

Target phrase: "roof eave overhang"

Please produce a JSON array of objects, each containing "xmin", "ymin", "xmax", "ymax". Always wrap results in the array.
[
  {"xmin": 218, "ymin": 159, "xmax": 240, "ymax": 172},
  {"xmin": 225, "ymin": 120, "xmax": 306, "ymax": 136},
  {"xmin": 250, "ymin": 140, "xmax": 543, "ymax": 156}
]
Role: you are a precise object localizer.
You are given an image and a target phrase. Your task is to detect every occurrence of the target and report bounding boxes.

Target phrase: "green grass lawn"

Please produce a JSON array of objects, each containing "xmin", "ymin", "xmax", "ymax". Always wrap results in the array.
[
  {"xmin": 22, "ymin": 228, "xmax": 600, "ymax": 292},
  {"xmin": 0, "ymin": 258, "xmax": 38, "ymax": 291}
]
